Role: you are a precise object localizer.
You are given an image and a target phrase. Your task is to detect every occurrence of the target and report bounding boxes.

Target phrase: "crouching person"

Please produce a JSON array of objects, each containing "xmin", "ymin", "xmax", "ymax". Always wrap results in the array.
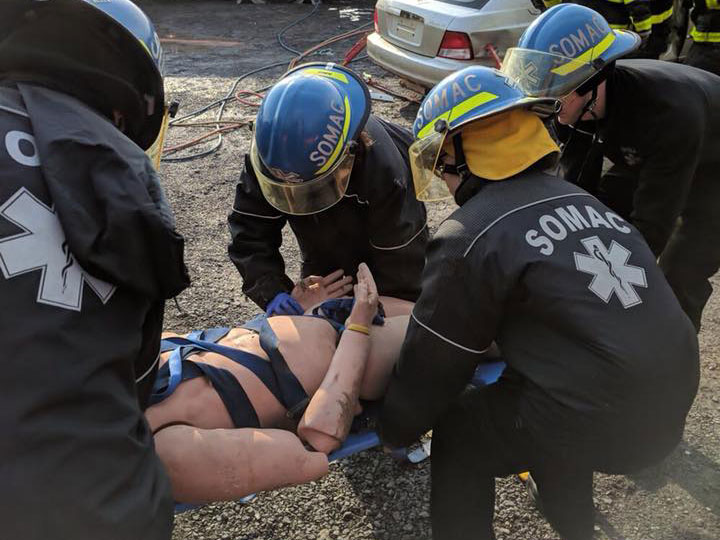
[
  {"xmin": 379, "ymin": 66, "xmax": 699, "ymax": 540},
  {"xmin": 0, "ymin": 1, "xmax": 189, "ymax": 539}
]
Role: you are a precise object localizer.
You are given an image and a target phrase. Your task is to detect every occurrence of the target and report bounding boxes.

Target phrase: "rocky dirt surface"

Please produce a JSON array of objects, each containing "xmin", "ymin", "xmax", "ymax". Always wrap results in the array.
[{"xmin": 138, "ymin": 1, "xmax": 720, "ymax": 538}]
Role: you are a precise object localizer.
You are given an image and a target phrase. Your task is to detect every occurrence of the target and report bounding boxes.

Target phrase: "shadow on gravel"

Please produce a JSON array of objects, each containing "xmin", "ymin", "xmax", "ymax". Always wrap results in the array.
[
  {"xmin": 595, "ymin": 512, "xmax": 629, "ymax": 540},
  {"xmin": 629, "ymin": 441, "xmax": 720, "ymax": 519},
  {"xmin": 657, "ymin": 528, "xmax": 718, "ymax": 540},
  {"xmin": 338, "ymin": 450, "xmax": 433, "ymax": 540}
]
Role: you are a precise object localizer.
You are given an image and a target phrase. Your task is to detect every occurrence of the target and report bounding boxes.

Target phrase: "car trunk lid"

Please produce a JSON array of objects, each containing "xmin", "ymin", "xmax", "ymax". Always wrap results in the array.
[{"xmin": 377, "ymin": 0, "xmax": 485, "ymax": 58}]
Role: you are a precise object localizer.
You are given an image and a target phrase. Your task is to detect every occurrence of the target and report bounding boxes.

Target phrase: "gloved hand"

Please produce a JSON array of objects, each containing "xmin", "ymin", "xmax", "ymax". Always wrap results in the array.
[{"xmin": 266, "ymin": 292, "xmax": 304, "ymax": 316}]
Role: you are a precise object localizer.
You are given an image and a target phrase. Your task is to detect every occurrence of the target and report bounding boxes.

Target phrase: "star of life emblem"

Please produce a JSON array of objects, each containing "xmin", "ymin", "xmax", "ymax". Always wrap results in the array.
[
  {"xmin": 573, "ymin": 236, "xmax": 647, "ymax": 309},
  {"xmin": 520, "ymin": 60, "xmax": 540, "ymax": 87},
  {"xmin": 0, "ymin": 187, "xmax": 116, "ymax": 311}
]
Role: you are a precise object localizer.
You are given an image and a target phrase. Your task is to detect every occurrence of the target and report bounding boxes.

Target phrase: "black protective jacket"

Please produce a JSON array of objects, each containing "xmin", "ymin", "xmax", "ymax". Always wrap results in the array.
[
  {"xmin": 542, "ymin": 0, "xmax": 652, "ymax": 32},
  {"xmin": 692, "ymin": 0, "xmax": 720, "ymax": 37},
  {"xmin": 559, "ymin": 60, "xmax": 720, "ymax": 255},
  {"xmin": 228, "ymin": 114, "xmax": 429, "ymax": 309},
  {"xmin": 380, "ymin": 172, "xmax": 698, "ymax": 452},
  {"xmin": 0, "ymin": 83, "xmax": 189, "ymax": 540}
]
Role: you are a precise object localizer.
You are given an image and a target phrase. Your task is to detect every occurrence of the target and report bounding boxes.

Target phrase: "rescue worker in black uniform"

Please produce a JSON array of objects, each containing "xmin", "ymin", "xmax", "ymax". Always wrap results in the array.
[
  {"xmin": 503, "ymin": 3, "xmax": 720, "ymax": 331},
  {"xmin": 540, "ymin": 0, "xmax": 677, "ymax": 57},
  {"xmin": 380, "ymin": 65, "xmax": 699, "ymax": 540},
  {"xmin": 228, "ymin": 63, "xmax": 428, "ymax": 316},
  {"xmin": 686, "ymin": 0, "xmax": 720, "ymax": 76},
  {"xmin": 646, "ymin": 0, "xmax": 675, "ymax": 58},
  {"xmin": 541, "ymin": 0, "xmax": 654, "ymax": 42},
  {"xmin": 0, "ymin": 1, "xmax": 189, "ymax": 539}
]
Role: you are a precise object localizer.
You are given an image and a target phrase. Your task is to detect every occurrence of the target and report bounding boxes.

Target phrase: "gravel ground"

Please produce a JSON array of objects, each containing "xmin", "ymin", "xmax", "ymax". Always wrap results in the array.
[{"xmin": 138, "ymin": 1, "xmax": 720, "ymax": 539}]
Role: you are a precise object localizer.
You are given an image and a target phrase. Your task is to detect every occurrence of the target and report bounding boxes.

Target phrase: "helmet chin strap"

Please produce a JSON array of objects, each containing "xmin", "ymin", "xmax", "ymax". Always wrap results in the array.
[
  {"xmin": 558, "ymin": 85, "xmax": 604, "ymax": 186},
  {"xmin": 452, "ymin": 134, "xmax": 472, "ymax": 183},
  {"xmin": 451, "ymin": 133, "xmax": 488, "ymax": 206},
  {"xmin": 578, "ymin": 85, "xmax": 599, "ymax": 123}
]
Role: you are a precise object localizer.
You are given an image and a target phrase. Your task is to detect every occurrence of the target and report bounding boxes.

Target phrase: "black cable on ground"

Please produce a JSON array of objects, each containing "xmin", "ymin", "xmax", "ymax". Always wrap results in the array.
[
  {"xmin": 162, "ymin": 60, "xmax": 289, "ymax": 162},
  {"xmin": 163, "ymin": 6, "xmax": 373, "ymax": 162},
  {"xmin": 277, "ymin": 2, "xmax": 320, "ymax": 55}
]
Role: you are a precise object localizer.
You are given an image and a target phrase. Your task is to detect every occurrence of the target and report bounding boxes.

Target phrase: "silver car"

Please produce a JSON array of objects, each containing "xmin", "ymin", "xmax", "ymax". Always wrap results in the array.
[{"xmin": 367, "ymin": 0, "xmax": 542, "ymax": 88}]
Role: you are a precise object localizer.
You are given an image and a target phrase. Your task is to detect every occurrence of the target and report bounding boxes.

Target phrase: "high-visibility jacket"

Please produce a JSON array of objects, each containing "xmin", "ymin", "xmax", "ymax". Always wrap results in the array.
[
  {"xmin": 650, "ymin": 0, "xmax": 674, "ymax": 32},
  {"xmin": 543, "ymin": 1, "xmax": 653, "ymax": 33},
  {"xmin": 691, "ymin": 0, "xmax": 720, "ymax": 43}
]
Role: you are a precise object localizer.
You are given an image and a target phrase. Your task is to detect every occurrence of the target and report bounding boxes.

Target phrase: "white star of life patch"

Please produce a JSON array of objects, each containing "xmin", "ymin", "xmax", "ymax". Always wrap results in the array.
[
  {"xmin": 520, "ymin": 61, "xmax": 540, "ymax": 87},
  {"xmin": 573, "ymin": 236, "xmax": 647, "ymax": 309},
  {"xmin": 0, "ymin": 188, "xmax": 116, "ymax": 311}
]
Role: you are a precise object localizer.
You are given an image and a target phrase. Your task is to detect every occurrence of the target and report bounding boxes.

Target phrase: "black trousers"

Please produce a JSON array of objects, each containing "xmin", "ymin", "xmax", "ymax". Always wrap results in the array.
[
  {"xmin": 430, "ymin": 381, "xmax": 681, "ymax": 540},
  {"xmin": 685, "ymin": 42, "xmax": 720, "ymax": 78},
  {"xmin": 598, "ymin": 167, "xmax": 720, "ymax": 332}
]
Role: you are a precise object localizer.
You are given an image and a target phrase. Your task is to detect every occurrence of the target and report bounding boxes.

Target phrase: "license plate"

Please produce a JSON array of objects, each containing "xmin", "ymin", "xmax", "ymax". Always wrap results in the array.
[
  {"xmin": 395, "ymin": 17, "xmax": 418, "ymax": 38},
  {"xmin": 390, "ymin": 14, "xmax": 423, "ymax": 45}
]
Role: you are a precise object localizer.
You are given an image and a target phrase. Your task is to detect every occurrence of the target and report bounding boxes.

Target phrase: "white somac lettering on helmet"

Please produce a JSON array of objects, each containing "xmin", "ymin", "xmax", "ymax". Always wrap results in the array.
[
  {"xmin": 309, "ymin": 100, "xmax": 346, "ymax": 167},
  {"xmin": 432, "ymin": 88, "xmax": 450, "ymax": 115},
  {"xmin": 451, "ymin": 81, "xmax": 467, "ymax": 102},
  {"xmin": 422, "ymin": 99, "xmax": 435, "ymax": 126},
  {"xmin": 558, "ymin": 36, "xmax": 579, "ymax": 57},
  {"xmin": 549, "ymin": 16, "xmax": 606, "ymax": 57},
  {"xmin": 585, "ymin": 21, "xmax": 601, "ymax": 43},
  {"xmin": 464, "ymin": 74, "xmax": 481, "ymax": 92},
  {"xmin": 570, "ymin": 28, "xmax": 591, "ymax": 51},
  {"xmin": 591, "ymin": 15, "xmax": 606, "ymax": 36},
  {"xmin": 5, "ymin": 130, "xmax": 40, "ymax": 167}
]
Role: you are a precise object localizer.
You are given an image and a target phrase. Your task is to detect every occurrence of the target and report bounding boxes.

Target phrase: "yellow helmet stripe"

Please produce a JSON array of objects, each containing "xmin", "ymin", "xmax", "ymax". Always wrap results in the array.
[
  {"xmin": 417, "ymin": 111, "xmax": 451, "ymax": 140},
  {"xmin": 302, "ymin": 68, "xmax": 350, "ymax": 84},
  {"xmin": 417, "ymin": 91, "xmax": 500, "ymax": 139},
  {"xmin": 316, "ymin": 95, "xmax": 352, "ymax": 176},
  {"xmin": 551, "ymin": 32, "xmax": 616, "ymax": 76}
]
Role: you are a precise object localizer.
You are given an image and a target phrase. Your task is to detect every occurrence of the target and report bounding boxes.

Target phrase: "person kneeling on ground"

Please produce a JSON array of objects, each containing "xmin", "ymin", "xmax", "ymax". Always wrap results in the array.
[
  {"xmin": 379, "ymin": 65, "xmax": 700, "ymax": 540},
  {"xmin": 148, "ymin": 264, "xmax": 412, "ymax": 503},
  {"xmin": 228, "ymin": 63, "xmax": 429, "ymax": 316}
]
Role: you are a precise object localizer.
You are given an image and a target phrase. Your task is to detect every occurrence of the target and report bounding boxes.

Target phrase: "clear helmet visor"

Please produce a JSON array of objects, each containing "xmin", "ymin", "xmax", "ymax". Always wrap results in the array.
[
  {"xmin": 408, "ymin": 130, "xmax": 452, "ymax": 202},
  {"xmin": 145, "ymin": 105, "xmax": 171, "ymax": 170},
  {"xmin": 250, "ymin": 136, "xmax": 355, "ymax": 215},
  {"xmin": 501, "ymin": 48, "xmax": 600, "ymax": 98}
]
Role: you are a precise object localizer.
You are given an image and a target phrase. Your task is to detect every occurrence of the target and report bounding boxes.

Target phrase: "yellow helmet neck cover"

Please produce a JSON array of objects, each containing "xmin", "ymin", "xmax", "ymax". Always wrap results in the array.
[{"xmin": 444, "ymin": 108, "xmax": 559, "ymax": 181}]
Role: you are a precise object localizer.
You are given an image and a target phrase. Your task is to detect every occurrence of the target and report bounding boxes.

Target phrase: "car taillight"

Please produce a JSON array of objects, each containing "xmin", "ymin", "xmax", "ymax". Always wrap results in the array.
[
  {"xmin": 374, "ymin": 8, "xmax": 379, "ymax": 34},
  {"xmin": 438, "ymin": 31, "xmax": 474, "ymax": 60}
]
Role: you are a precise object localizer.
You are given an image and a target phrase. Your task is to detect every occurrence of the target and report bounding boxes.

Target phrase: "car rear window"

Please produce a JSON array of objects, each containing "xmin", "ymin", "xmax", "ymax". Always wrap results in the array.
[{"xmin": 433, "ymin": 0, "xmax": 490, "ymax": 8}]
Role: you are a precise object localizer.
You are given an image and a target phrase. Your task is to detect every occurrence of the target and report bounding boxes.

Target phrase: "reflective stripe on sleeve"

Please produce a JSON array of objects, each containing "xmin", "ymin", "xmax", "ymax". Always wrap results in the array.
[
  {"xmin": 370, "ymin": 221, "xmax": 428, "ymax": 251},
  {"xmin": 691, "ymin": 28, "xmax": 720, "ymax": 42},
  {"xmin": 411, "ymin": 312, "xmax": 490, "ymax": 354},
  {"xmin": 231, "ymin": 207, "xmax": 284, "ymax": 219}
]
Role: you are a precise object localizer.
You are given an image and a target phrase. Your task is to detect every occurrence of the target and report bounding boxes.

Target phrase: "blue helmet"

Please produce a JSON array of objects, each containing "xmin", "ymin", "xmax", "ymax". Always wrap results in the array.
[
  {"xmin": 251, "ymin": 62, "xmax": 371, "ymax": 215},
  {"xmin": 409, "ymin": 65, "xmax": 557, "ymax": 201},
  {"xmin": 501, "ymin": 3, "xmax": 640, "ymax": 98},
  {"xmin": 1, "ymin": 0, "xmax": 165, "ymax": 151}
]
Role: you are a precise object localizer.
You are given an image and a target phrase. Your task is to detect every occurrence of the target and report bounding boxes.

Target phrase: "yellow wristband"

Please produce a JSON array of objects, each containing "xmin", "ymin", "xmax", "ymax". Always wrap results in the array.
[{"xmin": 346, "ymin": 323, "xmax": 370, "ymax": 335}]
